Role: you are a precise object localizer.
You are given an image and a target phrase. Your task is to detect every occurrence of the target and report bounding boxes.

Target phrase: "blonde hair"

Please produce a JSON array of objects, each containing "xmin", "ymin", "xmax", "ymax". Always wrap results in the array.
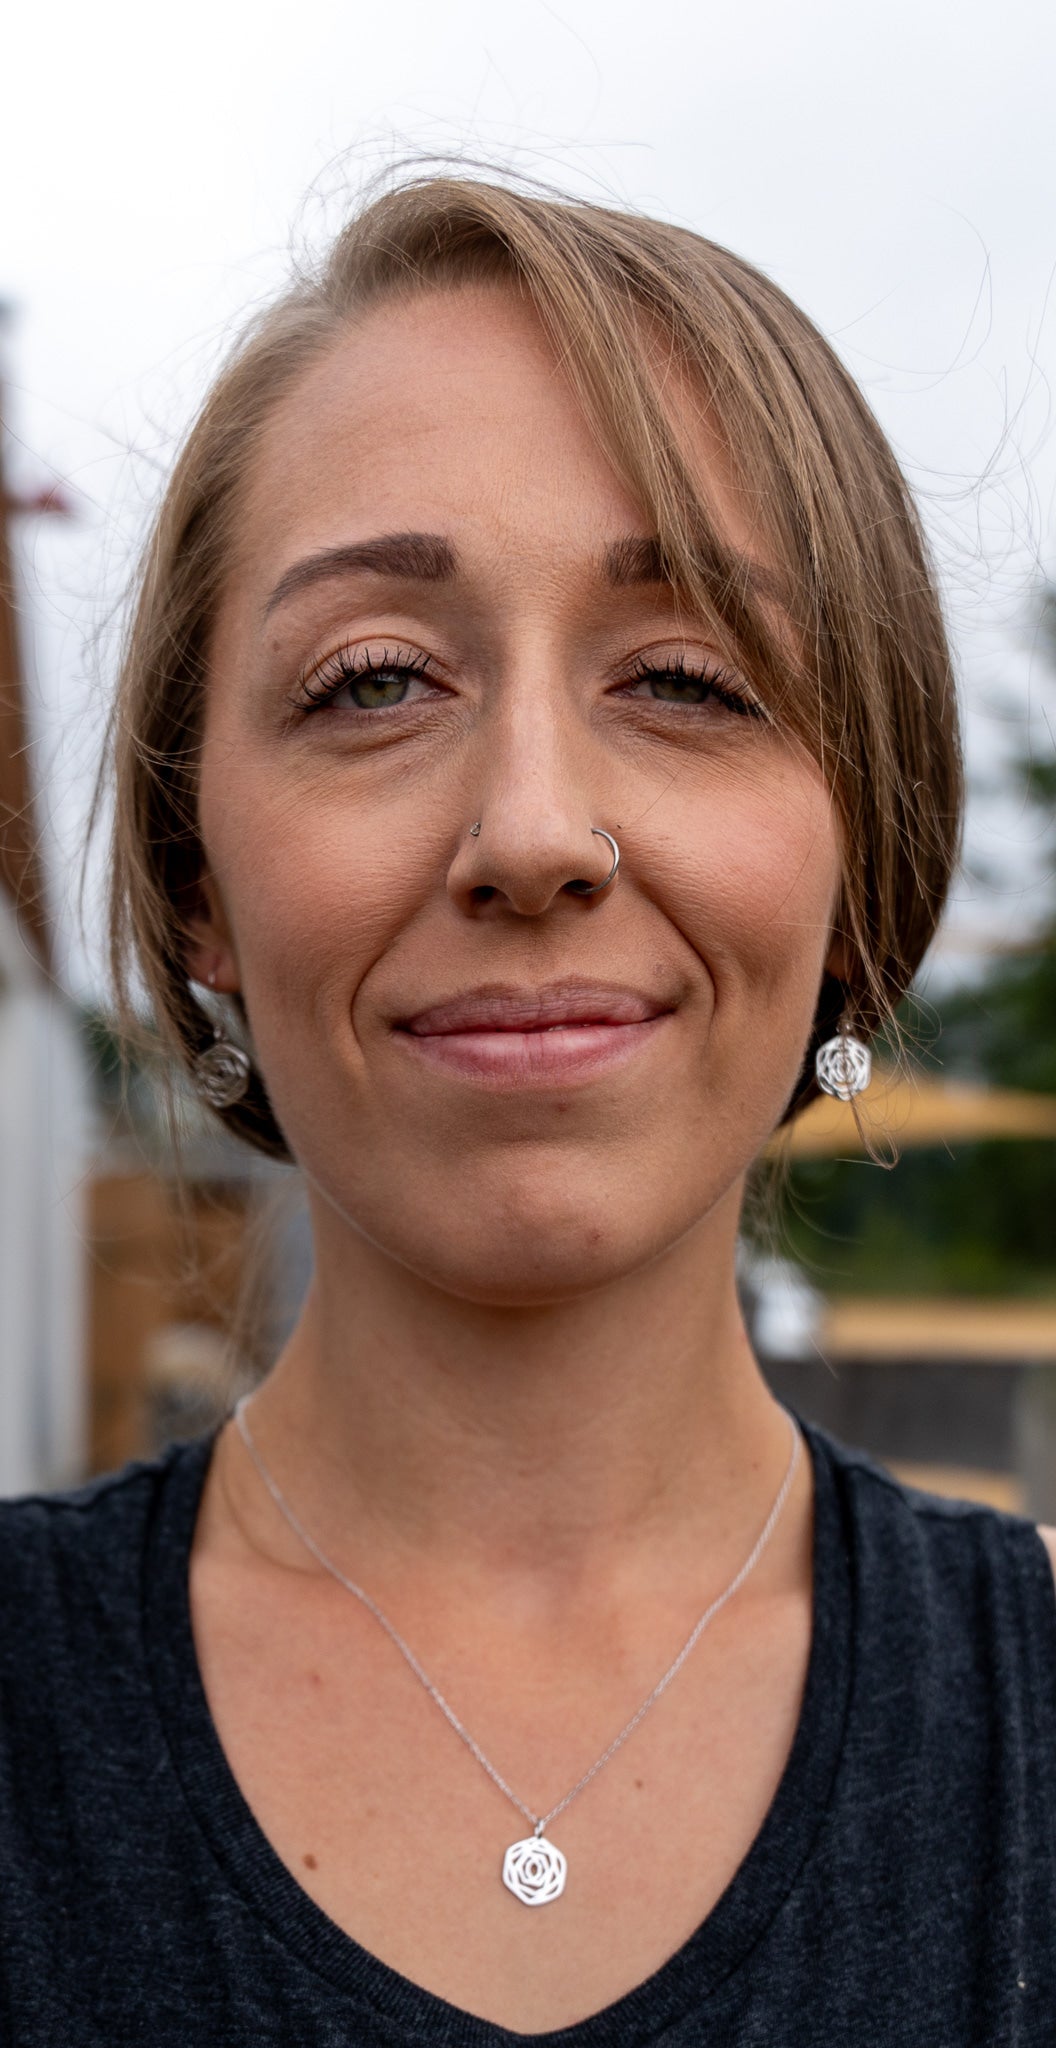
[{"xmin": 106, "ymin": 173, "xmax": 962, "ymax": 1158}]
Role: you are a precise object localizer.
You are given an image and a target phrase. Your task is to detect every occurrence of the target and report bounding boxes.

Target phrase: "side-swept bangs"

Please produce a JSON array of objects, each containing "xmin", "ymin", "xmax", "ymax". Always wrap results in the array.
[{"xmin": 107, "ymin": 174, "xmax": 962, "ymax": 1156}]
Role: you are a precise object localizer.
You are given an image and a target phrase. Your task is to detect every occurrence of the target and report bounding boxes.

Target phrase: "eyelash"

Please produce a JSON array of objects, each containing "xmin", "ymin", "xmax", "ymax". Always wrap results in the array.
[
  {"xmin": 296, "ymin": 644, "xmax": 436, "ymax": 712},
  {"xmin": 622, "ymin": 652, "xmax": 764, "ymax": 719},
  {"xmin": 293, "ymin": 645, "xmax": 765, "ymax": 720}
]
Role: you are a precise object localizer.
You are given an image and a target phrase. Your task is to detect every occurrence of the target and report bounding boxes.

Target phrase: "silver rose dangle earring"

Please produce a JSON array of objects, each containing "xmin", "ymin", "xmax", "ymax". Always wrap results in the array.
[
  {"xmin": 192, "ymin": 969, "xmax": 252, "ymax": 1110},
  {"xmin": 815, "ymin": 1015, "xmax": 872, "ymax": 1101}
]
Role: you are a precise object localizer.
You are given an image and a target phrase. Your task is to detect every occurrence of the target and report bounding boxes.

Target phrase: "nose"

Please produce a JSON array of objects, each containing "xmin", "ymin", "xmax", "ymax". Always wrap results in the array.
[{"xmin": 446, "ymin": 686, "xmax": 617, "ymax": 917}]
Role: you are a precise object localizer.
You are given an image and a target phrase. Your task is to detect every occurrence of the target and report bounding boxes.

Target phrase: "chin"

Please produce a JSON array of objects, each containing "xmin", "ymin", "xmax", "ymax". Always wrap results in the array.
[
  {"xmin": 299, "ymin": 1120, "xmax": 742, "ymax": 1309},
  {"xmin": 361, "ymin": 1172, "xmax": 705, "ymax": 1310},
  {"xmin": 396, "ymin": 1242, "xmax": 642, "ymax": 1310}
]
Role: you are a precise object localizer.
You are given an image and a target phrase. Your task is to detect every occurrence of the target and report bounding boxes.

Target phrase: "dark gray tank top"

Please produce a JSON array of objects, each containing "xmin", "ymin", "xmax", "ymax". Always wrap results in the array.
[{"xmin": 0, "ymin": 1415, "xmax": 1054, "ymax": 2044}]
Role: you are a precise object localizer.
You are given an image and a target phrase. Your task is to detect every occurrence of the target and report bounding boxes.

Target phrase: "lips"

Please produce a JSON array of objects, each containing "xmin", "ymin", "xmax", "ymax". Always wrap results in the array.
[
  {"xmin": 393, "ymin": 980, "xmax": 673, "ymax": 1088},
  {"xmin": 399, "ymin": 981, "xmax": 668, "ymax": 1036}
]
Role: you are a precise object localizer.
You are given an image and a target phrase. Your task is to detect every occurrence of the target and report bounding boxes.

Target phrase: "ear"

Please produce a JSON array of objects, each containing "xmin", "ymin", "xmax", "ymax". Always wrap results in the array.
[
  {"xmin": 183, "ymin": 871, "xmax": 241, "ymax": 994},
  {"xmin": 824, "ymin": 934, "xmax": 854, "ymax": 985}
]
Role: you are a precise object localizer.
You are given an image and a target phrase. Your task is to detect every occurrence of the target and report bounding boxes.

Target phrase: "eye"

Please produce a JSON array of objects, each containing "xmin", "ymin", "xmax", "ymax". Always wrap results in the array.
[
  {"xmin": 624, "ymin": 652, "xmax": 764, "ymax": 718},
  {"xmin": 296, "ymin": 644, "xmax": 437, "ymax": 713}
]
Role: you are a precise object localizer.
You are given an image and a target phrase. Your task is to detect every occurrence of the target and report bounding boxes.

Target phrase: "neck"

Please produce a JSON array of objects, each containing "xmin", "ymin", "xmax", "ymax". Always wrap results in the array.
[{"xmin": 248, "ymin": 1184, "xmax": 792, "ymax": 1588}]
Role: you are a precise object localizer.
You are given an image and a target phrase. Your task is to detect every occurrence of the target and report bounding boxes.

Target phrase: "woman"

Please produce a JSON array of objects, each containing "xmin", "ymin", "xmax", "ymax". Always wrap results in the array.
[{"xmin": 2, "ymin": 175, "xmax": 1054, "ymax": 2044}]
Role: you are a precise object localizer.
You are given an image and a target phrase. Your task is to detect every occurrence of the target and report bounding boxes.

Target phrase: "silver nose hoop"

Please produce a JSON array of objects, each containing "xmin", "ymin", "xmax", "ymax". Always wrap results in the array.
[
  {"xmin": 567, "ymin": 828, "xmax": 620, "ymax": 896},
  {"xmin": 465, "ymin": 823, "xmax": 619, "ymax": 895}
]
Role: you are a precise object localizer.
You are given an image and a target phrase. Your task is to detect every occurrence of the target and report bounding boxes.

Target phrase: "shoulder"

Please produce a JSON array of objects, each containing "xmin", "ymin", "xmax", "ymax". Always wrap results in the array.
[
  {"xmin": 807, "ymin": 1423, "xmax": 1056, "ymax": 1772},
  {"xmin": 1037, "ymin": 1526, "xmax": 1056, "ymax": 1585},
  {"xmin": 0, "ymin": 1440, "xmax": 210, "ymax": 1667},
  {"xmin": 809, "ymin": 1420, "xmax": 1056, "ymax": 1629},
  {"xmin": 0, "ymin": 1446, "xmax": 180, "ymax": 1548}
]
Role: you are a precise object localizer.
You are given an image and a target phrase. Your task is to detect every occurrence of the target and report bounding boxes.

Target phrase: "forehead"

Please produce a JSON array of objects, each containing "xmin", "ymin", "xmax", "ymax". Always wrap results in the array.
[{"xmin": 229, "ymin": 284, "xmax": 763, "ymax": 595}]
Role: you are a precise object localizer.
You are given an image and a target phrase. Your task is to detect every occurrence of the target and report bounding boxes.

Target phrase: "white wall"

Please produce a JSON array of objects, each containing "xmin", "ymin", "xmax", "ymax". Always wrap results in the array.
[{"xmin": 0, "ymin": 890, "xmax": 87, "ymax": 1494}]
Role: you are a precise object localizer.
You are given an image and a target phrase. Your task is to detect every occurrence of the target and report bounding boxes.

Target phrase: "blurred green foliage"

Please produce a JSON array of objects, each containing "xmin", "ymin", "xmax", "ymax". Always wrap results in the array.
[
  {"xmin": 785, "ymin": 1138, "xmax": 1056, "ymax": 1297},
  {"xmin": 784, "ymin": 584, "xmax": 1056, "ymax": 1298}
]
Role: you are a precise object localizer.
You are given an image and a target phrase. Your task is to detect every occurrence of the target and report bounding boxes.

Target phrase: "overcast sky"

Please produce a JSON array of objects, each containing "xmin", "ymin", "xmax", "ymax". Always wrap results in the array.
[{"xmin": 3, "ymin": 0, "xmax": 1055, "ymax": 996}]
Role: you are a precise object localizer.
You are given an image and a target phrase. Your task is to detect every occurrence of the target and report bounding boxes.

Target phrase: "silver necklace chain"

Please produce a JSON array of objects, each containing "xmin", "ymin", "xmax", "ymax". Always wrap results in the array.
[{"xmin": 233, "ymin": 1396, "xmax": 801, "ymax": 1848}]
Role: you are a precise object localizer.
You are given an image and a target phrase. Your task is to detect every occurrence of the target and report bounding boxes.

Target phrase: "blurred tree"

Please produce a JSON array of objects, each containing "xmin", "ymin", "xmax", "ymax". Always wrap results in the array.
[
  {"xmin": 783, "ymin": 583, "xmax": 1056, "ymax": 1297},
  {"xmin": 935, "ymin": 583, "xmax": 1056, "ymax": 1097}
]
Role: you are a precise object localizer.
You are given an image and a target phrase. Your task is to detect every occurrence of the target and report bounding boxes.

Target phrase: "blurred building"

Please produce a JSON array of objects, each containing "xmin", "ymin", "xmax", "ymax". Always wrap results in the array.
[
  {"xmin": 0, "ymin": 401, "xmax": 88, "ymax": 1493},
  {"xmin": 746, "ymin": 1074, "xmax": 1056, "ymax": 1517}
]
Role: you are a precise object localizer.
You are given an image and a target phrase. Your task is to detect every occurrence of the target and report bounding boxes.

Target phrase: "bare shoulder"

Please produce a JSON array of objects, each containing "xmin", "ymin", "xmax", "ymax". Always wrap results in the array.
[{"xmin": 1038, "ymin": 1526, "xmax": 1056, "ymax": 1585}]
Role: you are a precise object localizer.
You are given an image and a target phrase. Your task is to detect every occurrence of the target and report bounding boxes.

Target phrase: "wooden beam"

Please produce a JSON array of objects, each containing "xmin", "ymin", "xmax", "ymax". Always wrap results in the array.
[
  {"xmin": 821, "ymin": 1295, "xmax": 1056, "ymax": 1361},
  {"xmin": 780, "ymin": 1070, "xmax": 1056, "ymax": 1157}
]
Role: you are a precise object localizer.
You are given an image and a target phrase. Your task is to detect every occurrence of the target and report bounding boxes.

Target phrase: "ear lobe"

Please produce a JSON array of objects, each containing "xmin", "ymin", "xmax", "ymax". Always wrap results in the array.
[
  {"xmin": 183, "ymin": 873, "xmax": 240, "ymax": 993},
  {"xmin": 824, "ymin": 934, "xmax": 854, "ymax": 985}
]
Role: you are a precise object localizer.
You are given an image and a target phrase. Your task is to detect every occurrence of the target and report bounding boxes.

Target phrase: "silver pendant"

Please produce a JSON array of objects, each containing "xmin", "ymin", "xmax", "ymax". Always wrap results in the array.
[{"xmin": 502, "ymin": 1834, "xmax": 567, "ymax": 1906}]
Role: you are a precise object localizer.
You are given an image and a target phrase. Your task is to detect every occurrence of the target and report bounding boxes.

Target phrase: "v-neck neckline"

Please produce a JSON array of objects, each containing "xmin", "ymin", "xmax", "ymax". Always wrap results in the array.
[{"xmin": 142, "ymin": 1413, "xmax": 853, "ymax": 2045}]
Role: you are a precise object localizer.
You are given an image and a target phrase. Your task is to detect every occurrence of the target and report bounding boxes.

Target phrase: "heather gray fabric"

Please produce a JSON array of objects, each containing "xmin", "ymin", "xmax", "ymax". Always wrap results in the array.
[{"xmin": 0, "ymin": 1416, "xmax": 1054, "ymax": 2045}]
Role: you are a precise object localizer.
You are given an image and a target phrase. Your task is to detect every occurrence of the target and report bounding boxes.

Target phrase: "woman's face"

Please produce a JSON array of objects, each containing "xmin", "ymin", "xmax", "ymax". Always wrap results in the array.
[{"xmin": 195, "ymin": 286, "xmax": 843, "ymax": 1304}]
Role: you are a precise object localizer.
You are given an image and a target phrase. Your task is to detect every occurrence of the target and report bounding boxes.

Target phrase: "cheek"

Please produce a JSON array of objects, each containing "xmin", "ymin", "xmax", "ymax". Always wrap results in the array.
[
  {"xmin": 661, "ymin": 758, "xmax": 842, "ymax": 1003},
  {"xmin": 198, "ymin": 757, "xmax": 426, "ymax": 1039}
]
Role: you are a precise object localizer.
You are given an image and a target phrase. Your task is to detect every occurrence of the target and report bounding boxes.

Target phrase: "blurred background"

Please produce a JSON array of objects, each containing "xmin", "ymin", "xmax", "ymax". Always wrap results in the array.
[{"xmin": 1, "ymin": 0, "xmax": 1054, "ymax": 1505}]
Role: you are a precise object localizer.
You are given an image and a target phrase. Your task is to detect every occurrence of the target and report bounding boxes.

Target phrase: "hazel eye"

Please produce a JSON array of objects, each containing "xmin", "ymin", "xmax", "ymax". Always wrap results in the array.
[
  {"xmin": 297, "ymin": 644, "xmax": 436, "ymax": 713},
  {"xmin": 647, "ymin": 671, "xmax": 713, "ymax": 703},
  {"xmin": 624, "ymin": 654, "xmax": 764, "ymax": 720},
  {"xmin": 340, "ymin": 669, "xmax": 414, "ymax": 709}
]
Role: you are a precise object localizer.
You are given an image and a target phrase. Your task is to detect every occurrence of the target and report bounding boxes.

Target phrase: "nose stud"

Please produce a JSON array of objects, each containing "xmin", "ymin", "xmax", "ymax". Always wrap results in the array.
[{"xmin": 469, "ymin": 821, "xmax": 481, "ymax": 837}]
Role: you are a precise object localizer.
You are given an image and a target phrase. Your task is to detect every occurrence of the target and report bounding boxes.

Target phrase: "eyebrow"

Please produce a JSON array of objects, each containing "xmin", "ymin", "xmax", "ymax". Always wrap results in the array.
[
  {"xmin": 603, "ymin": 536, "xmax": 671, "ymax": 585},
  {"xmin": 263, "ymin": 528, "xmax": 787, "ymax": 618},
  {"xmin": 263, "ymin": 532, "xmax": 458, "ymax": 618},
  {"xmin": 604, "ymin": 534, "xmax": 789, "ymax": 609}
]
